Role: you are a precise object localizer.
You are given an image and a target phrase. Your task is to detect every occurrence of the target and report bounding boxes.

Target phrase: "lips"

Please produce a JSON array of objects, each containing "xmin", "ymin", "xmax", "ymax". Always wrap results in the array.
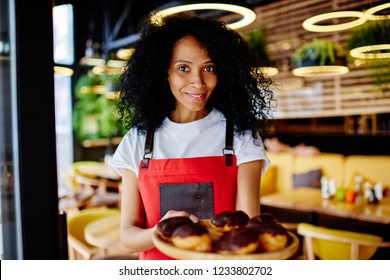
[{"xmin": 185, "ymin": 92, "xmax": 206, "ymax": 100}]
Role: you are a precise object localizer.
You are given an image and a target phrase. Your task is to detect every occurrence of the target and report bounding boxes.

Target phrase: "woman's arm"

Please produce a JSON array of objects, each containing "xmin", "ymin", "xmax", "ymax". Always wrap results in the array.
[
  {"xmin": 236, "ymin": 160, "xmax": 263, "ymax": 217},
  {"xmin": 119, "ymin": 168, "xmax": 199, "ymax": 252},
  {"xmin": 119, "ymin": 168, "xmax": 155, "ymax": 252}
]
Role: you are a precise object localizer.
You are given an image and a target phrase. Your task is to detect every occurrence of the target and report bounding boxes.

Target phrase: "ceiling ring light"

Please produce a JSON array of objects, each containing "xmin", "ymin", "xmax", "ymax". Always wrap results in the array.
[
  {"xmin": 54, "ymin": 66, "xmax": 74, "ymax": 77},
  {"xmin": 260, "ymin": 67, "xmax": 279, "ymax": 77},
  {"xmin": 292, "ymin": 65, "xmax": 349, "ymax": 77},
  {"xmin": 302, "ymin": 11, "xmax": 367, "ymax": 32},
  {"xmin": 349, "ymin": 44, "xmax": 390, "ymax": 59},
  {"xmin": 251, "ymin": 66, "xmax": 279, "ymax": 77},
  {"xmin": 365, "ymin": 3, "xmax": 390, "ymax": 20},
  {"xmin": 150, "ymin": 3, "xmax": 256, "ymax": 30},
  {"xmin": 117, "ymin": 48, "xmax": 135, "ymax": 60}
]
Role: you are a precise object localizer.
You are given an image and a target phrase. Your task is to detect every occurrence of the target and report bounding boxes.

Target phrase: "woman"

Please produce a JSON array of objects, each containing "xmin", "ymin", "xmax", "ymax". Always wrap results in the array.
[{"xmin": 110, "ymin": 13, "xmax": 275, "ymax": 259}]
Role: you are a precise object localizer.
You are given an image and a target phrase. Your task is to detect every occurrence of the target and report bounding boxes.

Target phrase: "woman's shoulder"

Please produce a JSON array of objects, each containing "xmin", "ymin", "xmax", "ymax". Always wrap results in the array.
[
  {"xmin": 210, "ymin": 109, "xmax": 260, "ymax": 144},
  {"xmin": 123, "ymin": 126, "xmax": 146, "ymax": 138},
  {"xmin": 117, "ymin": 127, "xmax": 147, "ymax": 150}
]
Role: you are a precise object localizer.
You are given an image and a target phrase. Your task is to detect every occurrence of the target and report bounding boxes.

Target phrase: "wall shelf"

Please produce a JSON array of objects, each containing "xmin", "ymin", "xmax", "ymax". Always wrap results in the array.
[
  {"xmin": 81, "ymin": 137, "xmax": 122, "ymax": 148},
  {"xmin": 270, "ymin": 113, "xmax": 390, "ymax": 155}
]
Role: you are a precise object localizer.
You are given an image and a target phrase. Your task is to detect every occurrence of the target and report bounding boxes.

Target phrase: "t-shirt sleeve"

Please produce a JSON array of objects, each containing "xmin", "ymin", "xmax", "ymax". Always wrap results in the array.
[
  {"xmin": 109, "ymin": 128, "xmax": 145, "ymax": 177},
  {"xmin": 234, "ymin": 130, "xmax": 270, "ymax": 174}
]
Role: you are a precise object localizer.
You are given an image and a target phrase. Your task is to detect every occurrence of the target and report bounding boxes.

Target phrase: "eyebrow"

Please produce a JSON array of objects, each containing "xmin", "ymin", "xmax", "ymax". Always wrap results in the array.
[{"xmin": 173, "ymin": 59, "xmax": 215, "ymax": 64}]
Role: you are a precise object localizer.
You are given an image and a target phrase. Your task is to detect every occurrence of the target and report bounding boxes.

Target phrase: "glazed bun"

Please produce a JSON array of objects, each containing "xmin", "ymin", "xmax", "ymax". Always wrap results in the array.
[
  {"xmin": 247, "ymin": 213, "xmax": 277, "ymax": 228},
  {"xmin": 215, "ymin": 227, "xmax": 259, "ymax": 255},
  {"xmin": 156, "ymin": 216, "xmax": 193, "ymax": 242},
  {"xmin": 171, "ymin": 222, "xmax": 212, "ymax": 252},
  {"xmin": 211, "ymin": 210, "xmax": 250, "ymax": 232},
  {"xmin": 156, "ymin": 212, "xmax": 291, "ymax": 255},
  {"xmin": 251, "ymin": 223, "xmax": 289, "ymax": 252}
]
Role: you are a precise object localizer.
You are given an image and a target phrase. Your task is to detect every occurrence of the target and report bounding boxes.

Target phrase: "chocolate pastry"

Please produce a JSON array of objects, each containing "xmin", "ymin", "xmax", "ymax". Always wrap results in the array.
[
  {"xmin": 215, "ymin": 227, "xmax": 259, "ymax": 255},
  {"xmin": 156, "ymin": 216, "xmax": 193, "ymax": 242},
  {"xmin": 247, "ymin": 213, "xmax": 277, "ymax": 228},
  {"xmin": 211, "ymin": 210, "xmax": 250, "ymax": 232},
  {"xmin": 251, "ymin": 223, "xmax": 289, "ymax": 252},
  {"xmin": 171, "ymin": 222, "xmax": 212, "ymax": 252}
]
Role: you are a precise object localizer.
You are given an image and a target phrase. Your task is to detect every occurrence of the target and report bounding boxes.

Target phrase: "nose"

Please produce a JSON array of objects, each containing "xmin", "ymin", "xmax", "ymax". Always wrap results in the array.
[{"xmin": 190, "ymin": 71, "xmax": 205, "ymax": 88}]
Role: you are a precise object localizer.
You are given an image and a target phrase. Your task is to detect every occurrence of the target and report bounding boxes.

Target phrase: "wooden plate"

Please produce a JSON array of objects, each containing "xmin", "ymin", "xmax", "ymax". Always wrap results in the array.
[{"xmin": 152, "ymin": 229, "xmax": 299, "ymax": 260}]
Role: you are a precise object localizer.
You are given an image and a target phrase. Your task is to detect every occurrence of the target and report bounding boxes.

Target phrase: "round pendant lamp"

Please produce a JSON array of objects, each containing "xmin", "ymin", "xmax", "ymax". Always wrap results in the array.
[
  {"xmin": 348, "ymin": 19, "xmax": 390, "ymax": 60},
  {"xmin": 292, "ymin": 65, "xmax": 349, "ymax": 77},
  {"xmin": 150, "ymin": 1, "xmax": 256, "ymax": 30},
  {"xmin": 116, "ymin": 48, "xmax": 135, "ymax": 60},
  {"xmin": 54, "ymin": 66, "xmax": 74, "ymax": 77},
  {"xmin": 260, "ymin": 66, "xmax": 279, "ymax": 77},
  {"xmin": 302, "ymin": 11, "xmax": 367, "ymax": 32},
  {"xmin": 350, "ymin": 44, "xmax": 390, "ymax": 60},
  {"xmin": 365, "ymin": 3, "xmax": 390, "ymax": 20}
]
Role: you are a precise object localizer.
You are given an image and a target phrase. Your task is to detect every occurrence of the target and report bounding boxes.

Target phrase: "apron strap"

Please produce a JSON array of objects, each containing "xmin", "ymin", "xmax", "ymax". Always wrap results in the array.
[
  {"xmin": 142, "ymin": 128, "xmax": 154, "ymax": 168},
  {"xmin": 142, "ymin": 117, "xmax": 235, "ymax": 168},
  {"xmin": 223, "ymin": 118, "xmax": 234, "ymax": 166}
]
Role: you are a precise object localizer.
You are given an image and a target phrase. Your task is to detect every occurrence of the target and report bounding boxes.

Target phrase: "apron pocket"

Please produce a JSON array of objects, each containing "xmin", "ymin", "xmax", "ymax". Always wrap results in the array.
[{"xmin": 160, "ymin": 182, "xmax": 214, "ymax": 219}]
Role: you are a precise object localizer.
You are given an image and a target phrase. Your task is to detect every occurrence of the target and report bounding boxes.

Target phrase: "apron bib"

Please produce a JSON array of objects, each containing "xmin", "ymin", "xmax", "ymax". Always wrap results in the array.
[{"xmin": 137, "ymin": 120, "xmax": 237, "ymax": 260}]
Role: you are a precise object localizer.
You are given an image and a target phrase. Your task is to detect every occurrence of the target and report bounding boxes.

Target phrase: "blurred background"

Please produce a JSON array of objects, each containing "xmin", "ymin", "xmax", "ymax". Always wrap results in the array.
[{"xmin": 1, "ymin": 0, "xmax": 389, "ymax": 259}]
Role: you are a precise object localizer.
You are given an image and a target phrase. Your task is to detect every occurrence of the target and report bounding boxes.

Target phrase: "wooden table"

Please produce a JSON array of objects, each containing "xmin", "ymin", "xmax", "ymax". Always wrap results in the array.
[
  {"xmin": 75, "ymin": 162, "xmax": 121, "ymax": 182},
  {"xmin": 260, "ymin": 188, "xmax": 390, "ymax": 225},
  {"xmin": 84, "ymin": 214, "xmax": 130, "ymax": 257},
  {"xmin": 73, "ymin": 162, "xmax": 122, "ymax": 197}
]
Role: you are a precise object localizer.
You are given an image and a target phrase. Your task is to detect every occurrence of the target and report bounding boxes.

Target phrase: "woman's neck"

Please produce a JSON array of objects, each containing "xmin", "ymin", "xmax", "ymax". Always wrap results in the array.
[{"xmin": 169, "ymin": 108, "xmax": 211, "ymax": 123}]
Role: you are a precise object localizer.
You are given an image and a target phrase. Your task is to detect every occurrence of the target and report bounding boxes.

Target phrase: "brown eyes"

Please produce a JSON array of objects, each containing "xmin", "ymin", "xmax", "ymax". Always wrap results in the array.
[
  {"xmin": 176, "ymin": 65, "xmax": 215, "ymax": 72},
  {"xmin": 178, "ymin": 66, "xmax": 189, "ymax": 71},
  {"xmin": 204, "ymin": 66, "xmax": 215, "ymax": 72}
]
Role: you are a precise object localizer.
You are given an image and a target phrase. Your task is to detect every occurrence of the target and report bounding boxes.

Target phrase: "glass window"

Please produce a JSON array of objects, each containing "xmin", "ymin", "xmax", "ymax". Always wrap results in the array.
[
  {"xmin": 54, "ymin": 73, "xmax": 73, "ymax": 195},
  {"xmin": 53, "ymin": 4, "xmax": 74, "ymax": 195},
  {"xmin": 1, "ymin": 0, "xmax": 22, "ymax": 259},
  {"xmin": 53, "ymin": 4, "xmax": 74, "ymax": 65}
]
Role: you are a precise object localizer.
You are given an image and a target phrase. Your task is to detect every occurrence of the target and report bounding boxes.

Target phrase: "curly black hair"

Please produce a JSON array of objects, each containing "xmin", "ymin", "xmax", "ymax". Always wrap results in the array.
[{"xmin": 116, "ymin": 13, "xmax": 276, "ymax": 137}]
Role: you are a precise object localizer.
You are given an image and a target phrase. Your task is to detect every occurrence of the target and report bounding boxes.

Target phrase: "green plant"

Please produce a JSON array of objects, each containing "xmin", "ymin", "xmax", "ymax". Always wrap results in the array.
[
  {"xmin": 347, "ymin": 19, "xmax": 390, "ymax": 50},
  {"xmin": 347, "ymin": 19, "xmax": 390, "ymax": 92},
  {"xmin": 73, "ymin": 71, "xmax": 126, "ymax": 141},
  {"xmin": 292, "ymin": 38, "xmax": 346, "ymax": 67},
  {"xmin": 244, "ymin": 28, "xmax": 274, "ymax": 67}
]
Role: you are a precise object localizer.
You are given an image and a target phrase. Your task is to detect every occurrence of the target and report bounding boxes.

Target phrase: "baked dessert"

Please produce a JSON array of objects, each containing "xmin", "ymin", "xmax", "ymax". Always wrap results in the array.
[
  {"xmin": 156, "ymin": 216, "xmax": 193, "ymax": 242},
  {"xmin": 251, "ymin": 223, "xmax": 289, "ymax": 252},
  {"xmin": 171, "ymin": 222, "xmax": 212, "ymax": 252},
  {"xmin": 211, "ymin": 210, "xmax": 250, "ymax": 232},
  {"xmin": 156, "ymin": 212, "xmax": 291, "ymax": 255},
  {"xmin": 215, "ymin": 227, "xmax": 259, "ymax": 255},
  {"xmin": 247, "ymin": 213, "xmax": 277, "ymax": 228}
]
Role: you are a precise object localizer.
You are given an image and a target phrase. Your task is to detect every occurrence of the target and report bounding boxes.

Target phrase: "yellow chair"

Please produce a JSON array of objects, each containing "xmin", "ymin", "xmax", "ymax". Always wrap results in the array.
[
  {"xmin": 67, "ymin": 208, "xmax": 120, "ymax": 260},
  {"xmin": 297, "ymin": 223, "xmax": 390, "ymax": 260}
]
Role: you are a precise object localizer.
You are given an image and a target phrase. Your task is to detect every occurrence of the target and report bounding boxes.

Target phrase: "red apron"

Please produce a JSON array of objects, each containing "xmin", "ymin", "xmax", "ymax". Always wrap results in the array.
[{"xmin": 137, "ymin": 121, "xmax": 237, "ymax": 260}]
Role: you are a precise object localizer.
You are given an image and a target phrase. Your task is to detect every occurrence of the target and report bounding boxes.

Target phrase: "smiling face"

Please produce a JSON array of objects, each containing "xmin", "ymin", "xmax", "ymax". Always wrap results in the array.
[{"xmin": 167, "ymin": 36, "xmax": 218, "ymax": 123}]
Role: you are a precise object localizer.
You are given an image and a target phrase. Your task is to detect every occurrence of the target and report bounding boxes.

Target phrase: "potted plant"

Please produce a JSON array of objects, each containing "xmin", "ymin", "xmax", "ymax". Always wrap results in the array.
[
  {"xmin": 245, "ymin": 28, "xmax": 274, "ymax": 66},
  {"xmin": 291, "ymin": 38, "xmax": 349, "ymax": 77},
  {"xmin": 73, "ymin": 71, "xmax": 126, "ymax": 142},
  {"xmin": 347, "ymin": 19, "xmax": 390, "ymax": 91},
  {"xmin": 292, "ymin": 38, "xmax": 347, "ymax": 68},
  {"xmin": 244, "ymin": 28, "xmax": 278, "ymax": 76},
  {"xmin": 347, "ymin": 19, "xmax": 390, "ymax": 55}
]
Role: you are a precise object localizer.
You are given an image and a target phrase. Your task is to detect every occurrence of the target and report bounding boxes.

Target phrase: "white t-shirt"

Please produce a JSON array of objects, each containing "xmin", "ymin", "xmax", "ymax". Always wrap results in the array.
[{"xmin": 110, "ymin": 108, "xmax": 270, "ymax": 177}]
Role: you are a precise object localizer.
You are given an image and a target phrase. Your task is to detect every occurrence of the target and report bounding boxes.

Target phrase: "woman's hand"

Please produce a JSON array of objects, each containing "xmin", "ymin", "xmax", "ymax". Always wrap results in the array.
[{"xmin": 160, "ymin": 210, "xmax": 199, "ymax": 223}]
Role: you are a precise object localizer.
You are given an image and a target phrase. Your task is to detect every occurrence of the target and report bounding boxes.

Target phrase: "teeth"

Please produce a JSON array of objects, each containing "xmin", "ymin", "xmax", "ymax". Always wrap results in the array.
[{"xmin": 188, "ymin": 93, "xmax": 203, "ymax": 98}]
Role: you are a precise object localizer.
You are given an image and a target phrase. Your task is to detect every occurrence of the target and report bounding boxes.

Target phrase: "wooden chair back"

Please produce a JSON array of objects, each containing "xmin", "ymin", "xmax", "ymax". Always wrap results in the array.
[
  {"xmin": 297, "ymin": 223, "xmax": 390, "ymax": 260},
  {"xmin": 67, "ymin": 208, "xmax": 120, "ymax": 259}
]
